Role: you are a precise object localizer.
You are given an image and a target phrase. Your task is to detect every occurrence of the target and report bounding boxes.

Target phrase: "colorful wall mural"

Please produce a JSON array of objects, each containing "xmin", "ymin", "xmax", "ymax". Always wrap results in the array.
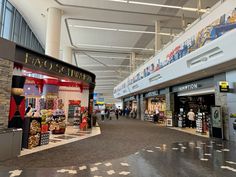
[{"xmin": 114, "ymin": 7, "xmax": 236, "ymax": 95}]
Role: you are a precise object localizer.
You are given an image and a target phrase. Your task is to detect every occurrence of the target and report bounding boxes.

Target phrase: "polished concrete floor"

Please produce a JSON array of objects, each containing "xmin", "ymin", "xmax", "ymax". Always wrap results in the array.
[{"xmin": 0, "ymin": 117, "xmax": 236, "ymax": 177}]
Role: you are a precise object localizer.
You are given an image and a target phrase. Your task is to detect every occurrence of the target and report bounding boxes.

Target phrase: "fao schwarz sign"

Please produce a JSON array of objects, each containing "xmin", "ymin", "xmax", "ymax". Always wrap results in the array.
[{"xmin": 16, "ymin": 51, "xmax": 93, "ymax": 83}]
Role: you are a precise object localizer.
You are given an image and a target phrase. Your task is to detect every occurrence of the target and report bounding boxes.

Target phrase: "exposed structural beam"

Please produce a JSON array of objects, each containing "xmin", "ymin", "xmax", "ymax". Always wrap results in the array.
[
  {"xmin": 55, "ymin": 0, "xmax": 197, "ymax": 20},
  {"xmin": 68, "ymin": 18, "xmax": 184, "ymax": 31},
  {"xmin": 78, "ymin": 54, "xmax": 148, "ymax": 61},
  {"xmin": 78, "ymin": 51, "xmax": 120, "ymax": 75},
  {"xmin": 76, "ymin": 49, "xmax": 131, "ymax": 55},
  {"xmin": 93, "ymin": 70, "xmax": 130, "ymax": 73},
  {"xmin": 155, "ymin": 21, "xmax": 161, "ymax": 54},
  {"xmin": 107, "ymin": 0, "xmax": 207, "ymax": 13},
  {"xmin": 69, "ymin": 25, "xmax": 176, "ymax": 36},
  {"xmin": 75, "ymin": 43, "xmax": 154, "ymax": 52},
  {"xmin": 80, "ymin": 64, "xmax": 131, "ymax": 68}
]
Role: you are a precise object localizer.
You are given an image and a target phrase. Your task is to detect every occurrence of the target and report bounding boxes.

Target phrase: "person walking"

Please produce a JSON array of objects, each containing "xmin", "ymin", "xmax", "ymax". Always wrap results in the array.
[
  {"xmin": 101, "ymin": 109, "xmax": 105, "ymax": 122},
  {"xmin": 115, "ymin": 109, "xmax": 119, "ymax": 120},
  {"xmin": 187, "ymin": 109, "xmax": 195, "ymax": 128}
]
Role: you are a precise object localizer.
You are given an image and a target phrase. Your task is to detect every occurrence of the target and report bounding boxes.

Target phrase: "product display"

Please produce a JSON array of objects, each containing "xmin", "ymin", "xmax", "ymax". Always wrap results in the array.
[
  {"xmin": 196, "ymin": 112, "xmax": 207, "ymax": 134},
  {"xmin": 178, "ymin": 113, "xmax": 187, "ymax": 128},
  {"xmin": 22, "ymin": 117, "xmax": 42, "ymax": 149},
  {"xmin": 49, "ymin": 109, "xmax": 66, "ymax": 134},
  {"xmin": 40, "ymin": 132, "xmax": 50, "ymax": 146}
]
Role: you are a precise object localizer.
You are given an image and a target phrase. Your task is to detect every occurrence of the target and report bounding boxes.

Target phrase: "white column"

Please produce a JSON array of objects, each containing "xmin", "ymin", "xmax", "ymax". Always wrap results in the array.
[
  {"xmin": 45, "ymin": 7, "xmax": 62, "ymax": 58},
  {"xmin": 63, "ymin": 46, "xmax": 73, "ymax": 64},
  {"xmin": 155, "ymin": 21, "xmax": 161, "ymax": 54},
  {"xmin": 130, "ymin": 52, "xmax": 136, "ymax": 73}
]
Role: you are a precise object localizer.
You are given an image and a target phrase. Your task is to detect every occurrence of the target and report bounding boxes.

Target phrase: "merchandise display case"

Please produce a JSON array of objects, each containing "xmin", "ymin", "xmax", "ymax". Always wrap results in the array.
[
  {"xmin": 22, "ymin": 117, "xmax": 42, "ymax": 149},
  {"xmin": 49, "ymin": 109, "xmax": 66, "ymax": 134},
  {"xmin": 196, "ymin": 112, "xmax": 207, "ymax": 134}
]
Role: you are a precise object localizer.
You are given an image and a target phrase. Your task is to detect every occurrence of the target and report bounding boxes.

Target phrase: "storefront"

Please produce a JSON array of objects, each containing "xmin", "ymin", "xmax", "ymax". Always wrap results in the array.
[
  {"xmin": 123, "ymin": 96, "xmax": 137, "ymax": 110},
  {"xmin": 171, "ymin": 78, "xmax": 216, "ymax": 136},
  {"xmin": 143, "ymin": 90, "xmax": 166, "ymax": 123},
  {"xmin": 0, "ymin": 38, "xmax": 96, "ymax": 150}
]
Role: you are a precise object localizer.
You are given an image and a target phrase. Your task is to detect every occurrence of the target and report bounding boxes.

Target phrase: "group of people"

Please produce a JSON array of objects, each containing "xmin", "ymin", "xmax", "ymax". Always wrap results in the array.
[
  {"xmin": 99, "ymin": 107, "xmax": 138, "ymax": 121},
  {"xmin": 124, "ymin": 107, "xmax": 137, "ymax": 119}
]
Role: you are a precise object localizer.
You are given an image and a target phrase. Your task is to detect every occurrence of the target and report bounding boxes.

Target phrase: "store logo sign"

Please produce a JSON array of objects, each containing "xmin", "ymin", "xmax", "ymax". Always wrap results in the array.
[
  {"xmin": 124, "ymin": 96, "xmax": 136, "ymax": 102},
  {"xmin": 219, "ymin": 81, "xmax": 229, "ymax": 92},
  {"xmin": 145, "ymin": 91, "xmax": 159, "ymax": 98},
  {"xmin": 178, "ymin": 83, "xmax": 199, "ymax": 92},
  {"xmin": 20, "ymin": 53, "xmax": 93, "ymax": 83}
]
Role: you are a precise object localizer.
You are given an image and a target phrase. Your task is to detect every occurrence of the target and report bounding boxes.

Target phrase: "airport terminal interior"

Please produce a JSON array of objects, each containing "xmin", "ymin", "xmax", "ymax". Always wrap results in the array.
[{"xmin": 1, "ymin": 0, "xmax": 236, "ymax": 176}]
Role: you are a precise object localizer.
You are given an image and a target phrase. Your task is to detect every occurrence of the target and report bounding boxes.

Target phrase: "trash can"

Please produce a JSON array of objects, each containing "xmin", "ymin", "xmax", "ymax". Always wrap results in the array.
[{"xmin": 0, "ymin": 128, "xmax": 22, "ymax": 161}]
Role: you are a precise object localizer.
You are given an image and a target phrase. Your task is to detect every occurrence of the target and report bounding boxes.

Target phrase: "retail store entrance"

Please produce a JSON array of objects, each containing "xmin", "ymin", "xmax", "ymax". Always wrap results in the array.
[
  {"xmin": 172, "ymin": 78, "xmax": 216, "ymax": 137},
  {"xmin": 175, "ymin": 94, "xmax": 215, "ymax": 135}
]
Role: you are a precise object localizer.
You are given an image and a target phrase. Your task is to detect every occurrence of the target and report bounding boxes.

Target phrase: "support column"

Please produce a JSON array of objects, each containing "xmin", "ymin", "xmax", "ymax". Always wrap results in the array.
[
  {"xmin": 45, "ymin": 7, "xmax": 62, "ymax": 58},
  {"xmin": 136, "ymin": 95, "xmax": 140, "ymax": 120},
  {"xmin": 130, "ymin": 52, "xmax": 136, "ymax": 73},
  {"xmin": 140, "ymin": 94, "xmax": 145, "ymax": 121},
  {"xmin": 88, "ymin": 87, "xmax": 95, "ymax": 128},
  {"xmin": 214, "ymin": 74, "xmax": 229, "ymax": 140},
  {"xmin": 155, "ymin": 21, "xmax": 161, "ymax": 54},
  {"xmin": 63, "ymin": 46, "xmax": 73, "ymax": 64}
]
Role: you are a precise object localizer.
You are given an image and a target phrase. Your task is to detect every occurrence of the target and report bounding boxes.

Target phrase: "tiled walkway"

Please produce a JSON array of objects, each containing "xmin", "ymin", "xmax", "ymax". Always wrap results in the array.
[
  {"xmin": 20, "ymin": 126, "xmax": 101, "ymax": 156},
  {"xmin": 0, "ymin": 117, "xmax": 235, "ymax": 177}
]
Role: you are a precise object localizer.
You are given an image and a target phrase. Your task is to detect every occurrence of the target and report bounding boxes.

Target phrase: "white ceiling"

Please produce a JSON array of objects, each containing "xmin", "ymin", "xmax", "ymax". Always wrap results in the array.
[{"xmin": 9, "ymin": 0, "xmax": 219, "ymax": 103}]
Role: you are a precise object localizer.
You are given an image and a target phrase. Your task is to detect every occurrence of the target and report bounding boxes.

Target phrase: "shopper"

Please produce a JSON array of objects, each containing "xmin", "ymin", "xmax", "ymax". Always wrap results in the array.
[
  {"xmin": 101, "ymin": 109, "xmax": 105, "ymax": 122},
  {"xmin": 115, "ymin": 109, "xmax": 119, "ymax": 120},
  {"xmin": 25, "ymin": 103, "xmax": 33, "ymax": 116},
  {"xmin": 187, "ymin": 109, "xmax": 195, "ymax": 128},
  {"xmin": 155, "ymin": 106, "xmax": 160, "ymax": 121}
]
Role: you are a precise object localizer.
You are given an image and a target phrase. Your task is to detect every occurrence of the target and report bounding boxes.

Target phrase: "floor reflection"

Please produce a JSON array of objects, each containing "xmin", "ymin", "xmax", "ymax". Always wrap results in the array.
[{"xmin": 1, "ymin": 140, "xmax": 236, "ymax": 177}]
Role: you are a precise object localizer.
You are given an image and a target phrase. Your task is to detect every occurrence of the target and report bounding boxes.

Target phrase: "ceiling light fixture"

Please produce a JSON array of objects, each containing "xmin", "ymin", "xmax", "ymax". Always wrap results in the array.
[
  {"xmin": 107, "ymin": 0, "xmax": 207, "ymax": 13},
  {"xmin": 76, "ymin": 43, "xmax": 154, "ymax": 51},
  {"xmin": 70, "ymin": 25, "xmax": 175, "ymax": 36}
]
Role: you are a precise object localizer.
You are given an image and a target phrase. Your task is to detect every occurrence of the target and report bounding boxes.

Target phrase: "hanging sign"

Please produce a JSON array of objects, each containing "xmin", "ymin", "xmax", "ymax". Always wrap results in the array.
[{"xmin": 219, "ymin": 81, "xmax": 229, "ymax": 92}]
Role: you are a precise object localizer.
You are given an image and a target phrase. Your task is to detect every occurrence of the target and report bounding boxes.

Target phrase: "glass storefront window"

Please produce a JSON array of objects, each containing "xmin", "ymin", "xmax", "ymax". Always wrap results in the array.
[
  {"xmin": 25, "ymin": 25, "xmax": 31, "ymax": 46},
  {"xmin": 20, "ymin": 19, "xmax": 26, "ymax": 45},
  {"xmin": 13, "ymin": 11, "xmax": 21, "ymax": 42},
  {"xmin": 2, "ymin": 2, "xmax": 13, "ymax": 40},
  {"xmin": 0, "ymin": 0, "xmax": 44, "ymax": 53}
]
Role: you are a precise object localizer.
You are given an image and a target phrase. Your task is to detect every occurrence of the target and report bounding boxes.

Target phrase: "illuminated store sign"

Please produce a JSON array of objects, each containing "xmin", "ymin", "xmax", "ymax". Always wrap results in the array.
[
  {"xmin": 144, "ymin": 91, "xmax": 159, "ymax": 98},
  {"xmin": 23, "ymin": 53, "xmax": 92, "ymax": 83},
  {"xmin": 219, "ymin": 81, "xmax": 229, "ymax": 92},
  {"xmin": 124, "ymin": 96, "xmax": 136, "ymax": 102},
  {"xmin": 177, "ymin": 83, "xmax": 199, "ymax": 92}
]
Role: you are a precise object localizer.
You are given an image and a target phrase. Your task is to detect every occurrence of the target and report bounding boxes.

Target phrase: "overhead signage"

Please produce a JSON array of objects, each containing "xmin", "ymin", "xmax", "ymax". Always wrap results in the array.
[
  {"xmin": 14, "ymin": 46, "xmax": 95, "ymax": 84},
  {"xmin": 96, "ymin": 98, "xmax": 104, "ymax": 105},
  {"xmin": 124, "ymin": 96, "xmax": 136, "ymax": 102},
  {"xmin": 177, "ymin": 83, "xmax": 199, "ymax": 92},
  {"xmin": 219, "ymin": 81, "xmax": 229, "ymax": 92},
  {"xmin": 144, "ymin": 91, "xmax": 159, "ymax": 98},
  {"xmin": 23, "ymin": 53, "xmax": 92, "ymax": 83}
]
